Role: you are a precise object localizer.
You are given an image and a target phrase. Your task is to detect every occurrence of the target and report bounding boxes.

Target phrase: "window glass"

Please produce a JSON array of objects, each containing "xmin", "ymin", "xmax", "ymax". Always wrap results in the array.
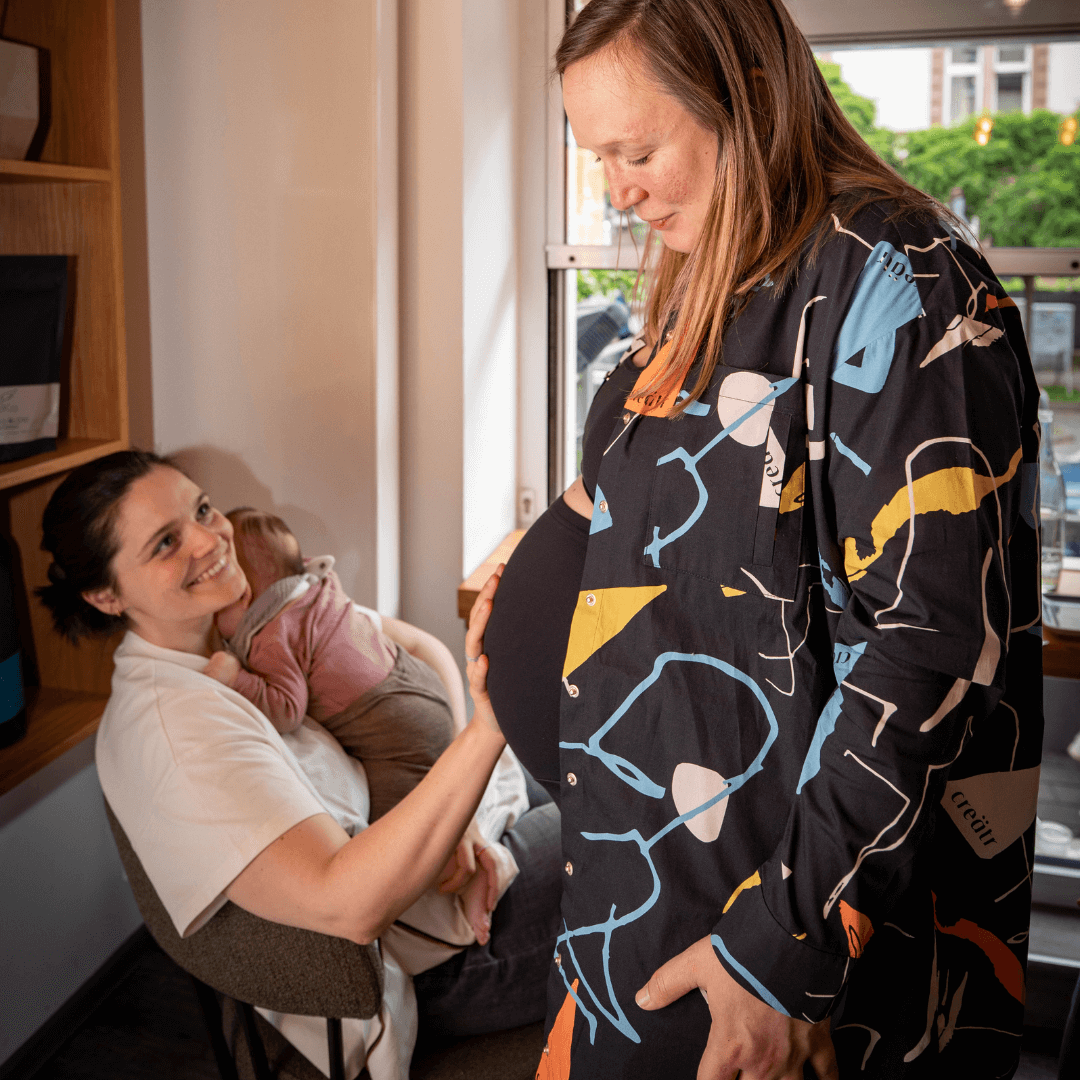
[
  {"xmin": 951, "ymin": 46, "xmax": 978, "ymax": 64},
  {"xmin": 561, "ymin": 269, "xmax": 642, "ymax": 490},
  {"xmin": 951, "ymin": 75, "xmax": 977, "ymax": 122},
  {"xmin": 996, "ymin": 72, "xmax": 1024, "ymax": 112},
  {"xmin": 998, "ymin": 44, "xmax": 1026, "ymax": 63}
]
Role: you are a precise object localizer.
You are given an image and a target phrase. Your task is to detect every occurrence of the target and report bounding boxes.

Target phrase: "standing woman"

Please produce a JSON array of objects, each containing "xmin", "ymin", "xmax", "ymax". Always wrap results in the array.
[{"xmin": 512, "ymin": 1, "xmax": 1041, "ymax": 1077}]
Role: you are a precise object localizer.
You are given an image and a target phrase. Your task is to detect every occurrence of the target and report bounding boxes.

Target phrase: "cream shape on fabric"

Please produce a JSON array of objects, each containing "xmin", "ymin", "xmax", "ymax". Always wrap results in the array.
[
  {"xmin": 716, "ymin": 371, "xmax": 775, "ymax": 447},
  {"xmin": 672, "ymin": 762, "xmax": 730, "ymax": 842}
]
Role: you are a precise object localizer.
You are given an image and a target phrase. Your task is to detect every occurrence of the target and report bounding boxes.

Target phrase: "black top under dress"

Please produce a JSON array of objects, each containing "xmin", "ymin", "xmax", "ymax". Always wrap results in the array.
[{"xmin": 485, "ymin": 349, "xmax": 643, "ymax": 799}]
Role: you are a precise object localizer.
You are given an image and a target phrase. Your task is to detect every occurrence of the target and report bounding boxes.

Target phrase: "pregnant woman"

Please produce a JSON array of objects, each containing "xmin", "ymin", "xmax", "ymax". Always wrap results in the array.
[
  {"xmin": 486, "ymin": 1, "xmax": 1041, "ymax": 1077},
  {"xmin": 37, "ymin": 450, "xmax": 561, "ymax": 1079}
]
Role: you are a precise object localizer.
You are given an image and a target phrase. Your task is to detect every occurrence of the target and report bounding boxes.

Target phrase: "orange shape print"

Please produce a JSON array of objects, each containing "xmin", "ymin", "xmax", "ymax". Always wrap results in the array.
[
  {"xmin": 839, "ymin": 900, "xmax": 875, "ymax": 958},
  {"xmin": 932, "ymin": 893, "xmax": 1024, "ymax": 1002},
  {"xmin": 624, "ymin": 341, "xmax": 681, "ymax": 417},
  {"xmin": 536, "ymin": 979, "xmax": 579, "ymax": 1080}
]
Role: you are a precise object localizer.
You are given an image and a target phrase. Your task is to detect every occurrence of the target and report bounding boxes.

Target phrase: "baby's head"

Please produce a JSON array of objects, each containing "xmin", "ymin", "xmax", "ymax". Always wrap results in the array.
[{"xmin": 226, "ymin": 507, "xmax": 304, "ymax": 600}]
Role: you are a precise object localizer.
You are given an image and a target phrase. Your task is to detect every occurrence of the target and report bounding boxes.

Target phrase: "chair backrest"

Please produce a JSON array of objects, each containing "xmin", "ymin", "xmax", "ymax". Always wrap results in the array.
[{"xmin": 104, "ymin": 798, "xmax": 384, "ymax": 1019}]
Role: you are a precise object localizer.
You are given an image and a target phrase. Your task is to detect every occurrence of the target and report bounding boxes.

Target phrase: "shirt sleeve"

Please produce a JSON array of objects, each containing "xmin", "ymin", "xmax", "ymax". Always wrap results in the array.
[
  {"xmin": 709, "ymin": 248, "xmax": 1036, "ymax": 1020},
  {"xmin": 232, "ymin": 614, "xmax": 311, "ymax": 729}
]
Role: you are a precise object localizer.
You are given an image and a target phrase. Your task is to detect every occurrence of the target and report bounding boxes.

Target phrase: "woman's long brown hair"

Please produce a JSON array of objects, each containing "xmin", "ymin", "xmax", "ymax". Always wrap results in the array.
[{"xmin": 556, "ymin": 0, "xmax": 950, "ymax": 413}]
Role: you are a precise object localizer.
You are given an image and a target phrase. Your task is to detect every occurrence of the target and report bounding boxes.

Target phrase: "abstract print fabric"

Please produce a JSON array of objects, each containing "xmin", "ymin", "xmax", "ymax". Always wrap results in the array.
[{"xmin": 538, "ymin": 205, "xmax": 1042, "ymax": 1079}]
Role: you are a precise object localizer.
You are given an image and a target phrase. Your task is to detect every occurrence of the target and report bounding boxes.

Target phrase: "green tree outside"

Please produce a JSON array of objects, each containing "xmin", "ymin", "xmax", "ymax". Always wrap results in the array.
[{"xmin": 817, "ymin": 60, "xmax": 1080, "ymax": 248}]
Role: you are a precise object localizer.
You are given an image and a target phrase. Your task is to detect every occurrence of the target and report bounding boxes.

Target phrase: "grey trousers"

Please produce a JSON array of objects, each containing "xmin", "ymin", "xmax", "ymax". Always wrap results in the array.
[{"xmin": 411, "ymin": 777, "xmax": 562, "ymax": 1038}]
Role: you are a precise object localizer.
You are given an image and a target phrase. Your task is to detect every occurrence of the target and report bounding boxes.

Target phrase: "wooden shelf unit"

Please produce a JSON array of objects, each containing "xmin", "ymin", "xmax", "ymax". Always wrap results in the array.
[{"xmin": 0, "ymin": 0, "xmax": 128, "ymax": 795}]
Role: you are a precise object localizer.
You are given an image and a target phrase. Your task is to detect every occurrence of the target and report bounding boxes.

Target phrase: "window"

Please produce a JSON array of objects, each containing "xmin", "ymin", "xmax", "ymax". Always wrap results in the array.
[
  {"xmin": 997, "ymin": 72, "xmax": 1024, "ymax": 112},
  {"xmin": 950, "ymin": 75, "xmax": 977, "ymax": 122},
  {"xmin": 547, "ymin": 13, "xmax": 1080, "ymax": 496}
]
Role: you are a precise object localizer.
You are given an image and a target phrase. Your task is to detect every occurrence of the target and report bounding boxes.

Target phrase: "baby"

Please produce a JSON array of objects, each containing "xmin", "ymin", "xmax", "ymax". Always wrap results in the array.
[{"xmin": 205, "ymin": 507, "xmax": 516, "ymax": 946}]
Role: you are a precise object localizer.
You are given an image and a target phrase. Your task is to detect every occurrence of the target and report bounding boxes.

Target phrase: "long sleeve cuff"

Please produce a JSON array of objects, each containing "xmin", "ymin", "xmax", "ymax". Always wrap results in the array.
[{"xmin": 711, "ymin": 870, "xmax": 851, "ymax": 1023}]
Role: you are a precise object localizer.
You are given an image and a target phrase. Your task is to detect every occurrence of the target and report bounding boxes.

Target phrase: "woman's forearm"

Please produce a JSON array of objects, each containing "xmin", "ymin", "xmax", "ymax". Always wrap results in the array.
[
  {"xmin": 224, "ymin": 714, "xmax": 505, "ymax": 944},
  {"xmin": 324, "ymin": 716, "xmax": 504, "ymax": 940}
]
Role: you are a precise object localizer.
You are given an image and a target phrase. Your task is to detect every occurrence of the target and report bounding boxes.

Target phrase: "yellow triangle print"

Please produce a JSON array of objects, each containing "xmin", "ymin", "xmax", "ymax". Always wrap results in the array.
[
  {"xmin": 721, "ymin": 586, "xmax": 746, "ymax": 597},
  {"xmin": 563, "ymin": 585, "xmax": 667, "ymax": 678}
]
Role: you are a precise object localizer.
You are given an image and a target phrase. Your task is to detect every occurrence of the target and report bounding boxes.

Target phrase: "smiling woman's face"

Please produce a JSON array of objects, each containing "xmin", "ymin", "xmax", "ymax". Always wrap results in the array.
[
  {"xmin": 86, "ymin": 466, "xmax": 247, "ymax": 653},
  {"xmin": 562, "ymin": 46, "xmax": 719, "ymax": 254}
]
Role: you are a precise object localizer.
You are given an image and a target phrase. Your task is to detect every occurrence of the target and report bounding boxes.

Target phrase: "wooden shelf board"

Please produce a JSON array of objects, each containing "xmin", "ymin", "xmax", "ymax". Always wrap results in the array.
[
  {"xmin": 458, "ymin": 530, "xmax": 526, "ymax": 620},
  {"xmin": 0, "ymin": 437, "xmax": 127, "ymax": 491},
  {"xmin": 0, "ymin": 159, "xmax": 112, "ymax": 184},
  {"xmin": 0, "ymin": 686, "xmax": 106, "ymax": 797}
]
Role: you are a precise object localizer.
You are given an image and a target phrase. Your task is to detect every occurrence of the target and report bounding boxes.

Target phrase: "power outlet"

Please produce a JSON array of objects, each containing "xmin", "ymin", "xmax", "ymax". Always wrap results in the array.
[{"xmin": 517, "ymin": 487, "xmax": 537, "ymax": 526}]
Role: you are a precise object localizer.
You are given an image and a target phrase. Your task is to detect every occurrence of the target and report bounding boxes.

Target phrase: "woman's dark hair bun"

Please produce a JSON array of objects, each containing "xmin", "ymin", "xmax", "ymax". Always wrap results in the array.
[{"xmin": 37, "ymin": 449, "xmax": 176, "ymax": 642}]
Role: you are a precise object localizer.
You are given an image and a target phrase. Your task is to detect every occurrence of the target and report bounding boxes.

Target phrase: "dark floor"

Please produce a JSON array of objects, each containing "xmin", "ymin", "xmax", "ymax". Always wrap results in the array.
[{"xmin": 1, "ymin": 935, "xmax": 1067, "ymax": 1080}]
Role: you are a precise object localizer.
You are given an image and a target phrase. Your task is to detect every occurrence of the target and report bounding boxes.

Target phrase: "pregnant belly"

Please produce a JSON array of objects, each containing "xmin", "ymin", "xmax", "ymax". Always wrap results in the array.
[{"xmin": 483, "ymin": 495, "xmax": 589, "ymax": 801}]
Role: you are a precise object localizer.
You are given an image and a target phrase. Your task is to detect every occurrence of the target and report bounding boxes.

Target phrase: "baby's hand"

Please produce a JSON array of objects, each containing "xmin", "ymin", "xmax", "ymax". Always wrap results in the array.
[{"xmin": 205, "ymin": 650, "xmax": 241, "ymax": 687}]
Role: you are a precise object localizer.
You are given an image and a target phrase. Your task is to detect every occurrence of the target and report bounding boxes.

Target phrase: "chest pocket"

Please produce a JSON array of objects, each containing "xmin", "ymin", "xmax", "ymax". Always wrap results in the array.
[{"xmin": 641, "ymin": 365, "xmax": 806, "ymax": 601}]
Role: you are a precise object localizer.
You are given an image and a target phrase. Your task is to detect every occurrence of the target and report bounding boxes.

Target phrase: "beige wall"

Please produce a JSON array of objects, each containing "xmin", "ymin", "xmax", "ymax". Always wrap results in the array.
[{"xmin": 139, "ymin": 0, "xmax": 385, "ymax": 605}]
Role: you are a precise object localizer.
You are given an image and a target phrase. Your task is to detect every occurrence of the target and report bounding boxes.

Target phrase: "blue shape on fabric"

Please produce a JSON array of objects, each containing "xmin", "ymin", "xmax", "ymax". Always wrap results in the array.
[
  {"xmin": 644, "ymin": 377, "xmax": 799, "ymax": 567},
  {"xmin": 676, "ymin": 390, "xmax": 712, "ymax": 417},
  {"xmin": 711, "ymin": 935, "xmax": 790, "ymax": 1015},
  {"xmin": 818, "ymin": 554, "xmax": 850, "ymax": 609},
  {"xmin": 831, "ymin": 241, "xmax": 924, "ymax": 395},
  {"xmin": 796, "ymin": 641, "xmax": 867, "ymax": 794},
  {"xmin": 0, "ymin": 651, "xmax": 23, "ymax": 723},
  {"xmin": 554, "ymin": 650, "xmax": 783, "ymax": 1044},
  {"xmin": 590, "ymin": 484, "xmax": 613, "ymax": 534},
  {"xmin": 1019, "ymin": 462, "xmax": 1038, "ymax": 530},
  {"xmin": 829, "ymin": 432, "xmax": 871, "ymax": 475}
]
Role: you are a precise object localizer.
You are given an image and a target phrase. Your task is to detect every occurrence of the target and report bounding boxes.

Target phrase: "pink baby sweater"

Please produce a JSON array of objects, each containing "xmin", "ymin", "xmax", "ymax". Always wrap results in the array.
[{"xmin": 230, "ymin": 570, "xmax": 397, "ymax": 730}]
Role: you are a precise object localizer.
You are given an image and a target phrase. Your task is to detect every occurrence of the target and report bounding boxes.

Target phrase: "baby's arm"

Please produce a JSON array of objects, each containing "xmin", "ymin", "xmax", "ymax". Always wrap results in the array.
[{"xmin": 227, "ymin": 617, "xmax": 311, "ymax": 732}]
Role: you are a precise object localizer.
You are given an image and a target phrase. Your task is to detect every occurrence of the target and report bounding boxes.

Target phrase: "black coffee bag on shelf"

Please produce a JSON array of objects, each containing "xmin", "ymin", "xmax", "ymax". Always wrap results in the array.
[
  {"xmin": 0, "ymin": 533, "xmax": 26, "ymax": 747},
  {"xmin": 0, "ymin": 255, "xmax": 69, "ymax": 464}
]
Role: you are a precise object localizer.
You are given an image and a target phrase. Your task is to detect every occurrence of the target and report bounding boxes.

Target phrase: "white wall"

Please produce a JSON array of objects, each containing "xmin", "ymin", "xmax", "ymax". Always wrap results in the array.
[
  {"xmin": 140, "ymin": 0, "xmax": 390, "ymax": 608},
  {"xmin": 0, "ymin": 740, "xmax": 142, "ymax": 1063},
  {"xmin": 1048, "ymin": 42, "xmax": 1080, "ymax": 115},
  {"xmin": 399, "ymin": 0, "xmax": 549, "ymax": 650},
  {"xmin": 830, "ymin": 48, "xmax": 932, "ymax": 131}
]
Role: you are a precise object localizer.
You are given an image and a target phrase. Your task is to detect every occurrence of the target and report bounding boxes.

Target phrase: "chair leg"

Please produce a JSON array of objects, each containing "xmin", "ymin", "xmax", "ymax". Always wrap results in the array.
[
  {"xmin": 239, "ymin": 1000, "xmax": 274, "ymax": 1080},
  {"xmin": 190, "ymin": 977, "xmax": 241, "ymax": 1080},
  {"xmin": 326, "ymin": 1017, "xmax": 346, "ymax": 1080}
]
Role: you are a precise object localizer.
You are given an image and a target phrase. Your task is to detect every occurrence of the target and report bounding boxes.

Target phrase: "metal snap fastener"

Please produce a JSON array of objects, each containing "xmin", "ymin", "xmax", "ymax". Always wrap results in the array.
[
  {"xmin": 567, "ymin": 683, "xmax": 579, "ymax": 698},
  {"xmin": 566, "ymin": 772, "xmax": 577, "ymax": 786},
  {"xmin": 543, "ymin": 1043, "xmax": 550, "ymax": 1055},
  {"xmin": 585, "ymin": 593, "xmax": 596, "ymax": 606},
  {"xmin": 598, "ymin": 500, "xmax": 608, "ymax": 514},
  {"xmin": 555, "ymin": 953, "xmax": 562, "ymax": 967},
  {"xmin": 565, "ymin": 861, "xmax": 574, "ymax": 876}
]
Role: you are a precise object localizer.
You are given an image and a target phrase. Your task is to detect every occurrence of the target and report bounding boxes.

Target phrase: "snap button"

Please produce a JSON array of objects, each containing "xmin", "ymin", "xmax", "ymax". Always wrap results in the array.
[
  {"xmin": 555, "ymin": 953, "xmax": 562, "ymax": 967},
  {"xmin": 598, "ymin": 500, "xmax": 608, "ymax": 514},
  {"xmin": 565, "ymin": 861, "xmax": 574, "ymax": 876},
  {"xmin": 543, "ymin": 1043, "xmax": 550, "ymax": 1055},
  {"xmin": 585, "ymin": 593, "xmax": 596, "ymax": 606},
  {"xmin": 566, "ymin": 772, "xmax": 577, "ymax": 786},
  {"xmin": 567, "ymin": 683, "xmax": 579, "ymax": 698}
]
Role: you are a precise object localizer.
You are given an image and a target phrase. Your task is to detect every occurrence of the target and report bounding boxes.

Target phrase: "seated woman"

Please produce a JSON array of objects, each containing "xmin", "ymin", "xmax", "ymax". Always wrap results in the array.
[{"xmin": 37, "ymin": 449, "xmax": 562, "ymax": 1080}]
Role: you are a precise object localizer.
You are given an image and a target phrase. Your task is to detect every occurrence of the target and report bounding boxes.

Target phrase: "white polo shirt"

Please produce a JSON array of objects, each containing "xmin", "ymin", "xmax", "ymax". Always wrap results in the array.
[{"xmin": 96, "ymin": 630, "xmax": 372, "ymax": 937}]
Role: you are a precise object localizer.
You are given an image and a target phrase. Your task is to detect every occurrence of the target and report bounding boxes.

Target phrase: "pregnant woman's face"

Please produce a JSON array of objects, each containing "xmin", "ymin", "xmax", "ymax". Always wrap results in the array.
[
  {"xmin": 562, "ymin": 44, "xmax": 718, "ymax": 254},
  {"xmin": 85, "ymin": 466, "xmax": 247, "ymax": 650}
]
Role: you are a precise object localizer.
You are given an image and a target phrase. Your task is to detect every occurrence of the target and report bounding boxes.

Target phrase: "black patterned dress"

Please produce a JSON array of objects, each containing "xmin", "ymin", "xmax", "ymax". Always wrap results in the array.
[{"xmin": 537, "ymin": 205, "xmax": 1042, "ymax": 1079}]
